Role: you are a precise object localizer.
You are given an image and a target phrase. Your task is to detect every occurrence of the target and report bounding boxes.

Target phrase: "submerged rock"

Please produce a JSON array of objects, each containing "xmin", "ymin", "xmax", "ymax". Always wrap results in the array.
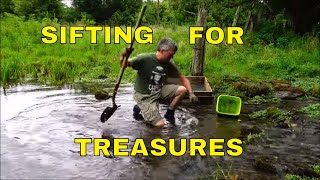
[
  {"xmin": 254, "ymin": 156, "xmax": 277, "ymax": 174},
  {"xmin": 266, "ymin": 107, "xmax": 283, "ymax": 119},
  {"xmin": 271, "ymin": 80, "xmax": 291, "ymax": 91},
  {"xmin": 233, "ymin": 82, "xmax": 270, "ymax": 97},
  {"xmin": 266, "ymin": 107, "xmax": 292, "ymax": 128},
  {"xmin": 239, "ymin": 126, "xmax": 262, "ymax": 139},
  {"xmin": 101, "ymin": 130, "xmax": 116, "ymax": 158},
  {"xmin": 271, "ymin": 79, "xmax": 291, "ymax": 85},
  {"xmin": 274, "ymin": 91, "xmax": 304, "ymax": 100},
  {"xmin": 228, "ymin": 174, "xmax": 240, "ymax": 180},
  {"xmin": 274, "ymin": 122, "xmax": 290, "ymax": 128},
  {"xmin": 271, "ymin": 80, "xmax": 305, "ymax": 99},
  {"xmin": 95, "ymin": 90, "xmax": 111, "ymax": 100}
]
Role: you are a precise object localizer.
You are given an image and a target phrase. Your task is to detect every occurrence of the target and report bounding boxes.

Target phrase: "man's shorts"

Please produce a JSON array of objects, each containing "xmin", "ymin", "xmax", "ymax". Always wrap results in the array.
[{"xmin": 133, "ymin": 84, "xmax": 180, "ymax": 126}]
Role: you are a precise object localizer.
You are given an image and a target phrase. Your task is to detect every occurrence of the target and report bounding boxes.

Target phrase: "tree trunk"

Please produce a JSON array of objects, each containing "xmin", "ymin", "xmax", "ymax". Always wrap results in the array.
[
  {"xmin": 249, "ymin": 20, "xmax": 254, "ymax": 32},
  {"xmin": 256, "ymin": 6, "xmax": 262, "ymax": 30},
  {"xmin": 232, "ymin": 6, "xmax": 241, "ymax": 27},
  {"xmin": 191, "ymin": 6, "xmax": 207, "ymax": 76},
  {"xmin": 244, "ymin": 10, "xmax": 252, "ymax": 34}
]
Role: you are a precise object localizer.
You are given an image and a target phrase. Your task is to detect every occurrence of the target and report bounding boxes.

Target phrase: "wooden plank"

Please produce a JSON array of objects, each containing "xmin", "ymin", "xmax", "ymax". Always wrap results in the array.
[
  {"xmin": 193, "ymin": 91, "xmax": 212, "ymax": 96},
  {"xmin": 197, "ymin": 96, "xmax": 214, "ymax": 103},
  {"xmin": 167, "ymin": 76, "xmax": 213, "ymax": 103},
  {"xmin": 181, "ymin": 96, "xmax": 214, "ymax": 104},
  {"xmin": 204, "ymin": 77, "xmax": 213, "ymax": 92},
  {"xmin": 186, "ymin": 76, "xmax": 204, "ymax": 84}
]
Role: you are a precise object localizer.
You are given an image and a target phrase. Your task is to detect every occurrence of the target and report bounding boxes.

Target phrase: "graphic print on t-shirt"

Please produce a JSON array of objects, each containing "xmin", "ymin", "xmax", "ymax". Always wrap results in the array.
[{"xmin": 149, "ymin": 66, "xmax": 166, "ymax": 93}]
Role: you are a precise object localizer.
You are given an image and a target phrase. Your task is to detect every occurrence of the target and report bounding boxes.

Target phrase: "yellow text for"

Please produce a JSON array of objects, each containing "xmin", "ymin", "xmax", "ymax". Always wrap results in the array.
[{"xmin": 189, "ymin": 27, "xmax": 244, "ymax": 45}]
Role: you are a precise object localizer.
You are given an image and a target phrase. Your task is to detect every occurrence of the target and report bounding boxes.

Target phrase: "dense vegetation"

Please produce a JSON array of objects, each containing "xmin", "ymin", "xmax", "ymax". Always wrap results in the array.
[{"xmin": 1, "ymin": 0, "xmax": 320, "ymax": 93}]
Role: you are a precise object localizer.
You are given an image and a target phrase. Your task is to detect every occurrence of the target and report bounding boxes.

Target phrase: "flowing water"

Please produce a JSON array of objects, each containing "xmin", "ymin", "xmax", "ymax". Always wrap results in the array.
[{"xmin": 1, "ymin": 83, "xmax": 319, "ymax": 180}]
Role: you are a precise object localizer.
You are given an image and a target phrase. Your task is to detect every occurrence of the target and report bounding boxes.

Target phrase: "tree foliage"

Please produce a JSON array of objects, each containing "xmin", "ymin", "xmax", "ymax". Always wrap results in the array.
[
  {"xmin": 267, "ymin": 0, "xmax": 320, "ymax": 34},
  {"xmin": 72, "ymin": 0, "xmax": 143, "ymax": 25},
  {"xmin": 0, "ymin": 0, "xmax": 15, "ymax": 16},
  {"xmin": 12, "ymin": 0, "xmax": 63, "ymax": 19},
  {"xmin": 0, "ymin": 0, "xmax": 319, "ymax": 35}
]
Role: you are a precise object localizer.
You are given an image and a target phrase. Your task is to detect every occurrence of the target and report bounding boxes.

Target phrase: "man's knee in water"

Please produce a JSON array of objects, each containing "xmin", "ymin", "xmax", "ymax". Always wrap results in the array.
[
  {"xmin": 153, "ymin": 119, "xmax": 167, "ymax": 128},
  {"xmin": 175, "ymin": 86, "xmax": 188, "ymax": 97}
]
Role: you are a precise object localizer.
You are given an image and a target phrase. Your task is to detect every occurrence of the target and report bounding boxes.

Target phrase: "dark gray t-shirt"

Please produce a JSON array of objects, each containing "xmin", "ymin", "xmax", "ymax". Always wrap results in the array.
[{"xmin": 130, "ymin": 53, "xmax": 180, "ymax": 94}]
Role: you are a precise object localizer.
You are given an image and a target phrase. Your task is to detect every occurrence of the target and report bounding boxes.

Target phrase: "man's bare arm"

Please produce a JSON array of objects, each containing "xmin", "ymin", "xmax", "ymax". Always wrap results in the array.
[
  {"xmin": 179, "ymin": 74, "xmax": 199, "ymax": 102},
  {"xmin": 119, "ymin": 48, "xmax": 134, "ymax": 68},
  {"xmin": 119, "ymin": 57, "xmax": 133, "ymax": 68},
  {"xmin": 179, "ymin": 74, "xmax": 193, "ymax": 94}
]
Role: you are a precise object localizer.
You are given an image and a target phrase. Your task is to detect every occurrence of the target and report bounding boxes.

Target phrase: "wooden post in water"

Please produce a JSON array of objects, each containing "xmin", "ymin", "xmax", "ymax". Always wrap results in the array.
[{"xmin": 191, "ymin": 6, "xmax": 207, "ymax": 76}]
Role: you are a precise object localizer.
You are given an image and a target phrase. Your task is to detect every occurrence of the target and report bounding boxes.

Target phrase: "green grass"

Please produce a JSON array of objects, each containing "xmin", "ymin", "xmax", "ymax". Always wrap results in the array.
[
  {"xmin": 249, "ymin": 107, "xmax": 293, "ymax": 127},
  {"xmin": 301, "ymin": 103, "xmax": 320, "ymax": 119},
  {"xmin": 198, "ymin": 163, "xmax": 233, "ymax": 180},
  {"xmin": 249, "ymin": 109, "xmax": 268, "ymax": 119},
  {"xmin": 311, "ymin": 163, "xmax": 320, "ymax": 175},
  {"xmin": 244, "ymin": 95, "xmax": 281, "ymax": 105},
  {"xmin": 1, "ymin": 13, "xmax": 320, "ymax": 92},
  {"xmin": 285, "ymin": 174, "xmax": 317, "ymax": 180},
  {"xmin": 246, "ymin": 132, "xmax": 266, "ymax": 144},
  {"xmin": 292, "ymin": 78, "xmax": 320, "ymax": 96},
  {"xmin": 285, "ymin": 162, "xmax": 320, "ymax": 180}
]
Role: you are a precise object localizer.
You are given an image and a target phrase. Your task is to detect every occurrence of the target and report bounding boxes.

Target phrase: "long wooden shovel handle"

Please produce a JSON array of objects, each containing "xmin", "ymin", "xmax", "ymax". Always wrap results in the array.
[{"xmin": 112, "ymin": 5, "xmax": 147, "ymax": 107}]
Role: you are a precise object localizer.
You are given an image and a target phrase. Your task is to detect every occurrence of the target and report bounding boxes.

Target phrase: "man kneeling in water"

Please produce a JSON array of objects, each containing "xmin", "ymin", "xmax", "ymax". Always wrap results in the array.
[{"xmin": 120, "ymin": 38, "xmax": 198, "ymax": 128}]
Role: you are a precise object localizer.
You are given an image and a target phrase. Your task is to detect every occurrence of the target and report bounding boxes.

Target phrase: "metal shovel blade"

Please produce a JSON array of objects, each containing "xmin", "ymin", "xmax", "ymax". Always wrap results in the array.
[{"xmin": 100, "ymin": 105, "xmax": 119, "ymax": 123}]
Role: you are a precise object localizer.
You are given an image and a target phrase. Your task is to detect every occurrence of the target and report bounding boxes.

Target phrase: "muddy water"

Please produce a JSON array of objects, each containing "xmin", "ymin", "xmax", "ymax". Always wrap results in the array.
[{"xmin": 1, "ymin": 83, "xmax": 319, "ymax": 180}]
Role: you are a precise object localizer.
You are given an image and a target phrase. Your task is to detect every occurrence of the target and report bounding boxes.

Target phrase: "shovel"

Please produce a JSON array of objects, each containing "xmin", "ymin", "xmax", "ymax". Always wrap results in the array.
[{"xmin": 100, "ymin": 5, "xmax": 147, "ymax": 123}]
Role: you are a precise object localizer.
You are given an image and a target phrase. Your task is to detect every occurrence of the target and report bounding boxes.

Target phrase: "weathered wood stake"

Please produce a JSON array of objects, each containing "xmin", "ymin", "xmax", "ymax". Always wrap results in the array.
[{"xmin": 191, "ymin": 6, "xmax": 207, "ymax": 76}]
